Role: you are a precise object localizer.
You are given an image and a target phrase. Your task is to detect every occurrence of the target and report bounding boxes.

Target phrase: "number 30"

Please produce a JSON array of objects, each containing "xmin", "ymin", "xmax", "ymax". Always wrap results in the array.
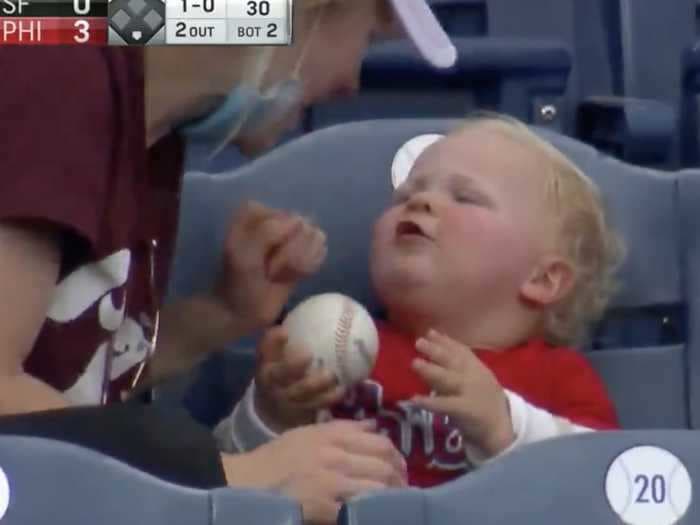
[
  {"xmin": 74, "ymin": 20, "xmax": 90, "ymax": 43},
  {"xmin": 247, "ymin": 0, "xmax": 270, "ymax": 16}
]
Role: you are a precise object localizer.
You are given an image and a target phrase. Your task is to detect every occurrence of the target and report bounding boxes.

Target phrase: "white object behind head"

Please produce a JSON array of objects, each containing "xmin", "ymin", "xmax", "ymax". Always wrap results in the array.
[{"xmin": 391, "ymin": 133, "xmax": 445, "ymax": 189}]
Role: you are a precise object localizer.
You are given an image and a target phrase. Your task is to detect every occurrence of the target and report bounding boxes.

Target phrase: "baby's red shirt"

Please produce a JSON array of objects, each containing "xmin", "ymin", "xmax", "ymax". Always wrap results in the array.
[{"xmin": 331, "ymin": 321, "xmax": 619, "ymax": 487}]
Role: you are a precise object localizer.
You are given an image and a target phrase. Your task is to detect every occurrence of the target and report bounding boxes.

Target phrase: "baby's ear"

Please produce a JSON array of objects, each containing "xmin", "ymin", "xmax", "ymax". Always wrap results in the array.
[{"xmin": 520, "ymin": 256, "xmax": 575, "ymax": 307}]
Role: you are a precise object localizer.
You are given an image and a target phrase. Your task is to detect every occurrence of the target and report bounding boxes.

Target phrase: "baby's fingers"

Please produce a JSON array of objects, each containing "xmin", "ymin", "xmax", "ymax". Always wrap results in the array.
[
  {"xmin": 257, "ymin": 326, "xmax": 289, "ymax": 364},
  {"xmin": 283, "ymin": 368, "xmax": 340, "ymax": 404},
  {"xmin": 295, "ymin": 384, "xmax": 347, "ymax": 412},
  {"xmin": 261, "ymin": 350, "xmax": 314, "ymax": 389}
]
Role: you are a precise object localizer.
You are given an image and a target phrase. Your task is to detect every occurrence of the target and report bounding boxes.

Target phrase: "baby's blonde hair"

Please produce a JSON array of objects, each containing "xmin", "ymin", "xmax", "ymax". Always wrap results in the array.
[{"xmin": 455, "ymin": 113, "xmax": 625, "ymax": 347}]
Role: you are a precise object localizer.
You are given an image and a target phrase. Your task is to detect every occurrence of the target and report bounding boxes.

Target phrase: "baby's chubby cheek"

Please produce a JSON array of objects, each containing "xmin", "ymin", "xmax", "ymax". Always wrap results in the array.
[{"xmin": 439, "ymin": 209, "xmax": 540, "ymax": 292}]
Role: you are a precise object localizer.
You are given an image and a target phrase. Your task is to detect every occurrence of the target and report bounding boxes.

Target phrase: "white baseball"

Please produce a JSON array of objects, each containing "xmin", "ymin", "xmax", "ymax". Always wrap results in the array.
[
  {"xmin": 390, "ymin": 134, "xmax": 444, "ymax": 189},
  {"xmin": 605, "ymin": 445, "xmax": 692, "ymax": 525},
  {"xmin": 282, "ymin": 293, "xmax": 379, "ymax": 386}
]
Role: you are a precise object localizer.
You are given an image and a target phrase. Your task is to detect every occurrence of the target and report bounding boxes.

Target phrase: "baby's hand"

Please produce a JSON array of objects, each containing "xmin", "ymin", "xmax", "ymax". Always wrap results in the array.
[
  {"xmin": 254, "ymin": 326, "xmax": 347, "ymax": 431},
  {"xmin": 410, "ymin": 330, "xmax": 516, "ymax": 458}
]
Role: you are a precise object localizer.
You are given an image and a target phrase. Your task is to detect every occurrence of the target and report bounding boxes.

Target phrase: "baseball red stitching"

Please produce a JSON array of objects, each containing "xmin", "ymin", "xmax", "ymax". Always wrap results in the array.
[{"xmin": 335, "ymin": 298, "xmax": 354, "ymax": 385}]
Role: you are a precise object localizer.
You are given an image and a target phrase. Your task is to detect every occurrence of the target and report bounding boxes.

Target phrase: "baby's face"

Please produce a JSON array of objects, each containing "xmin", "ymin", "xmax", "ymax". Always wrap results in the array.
[{"xmin": 370, "ymin": 126, "xmax": 556, "ymax": 315}]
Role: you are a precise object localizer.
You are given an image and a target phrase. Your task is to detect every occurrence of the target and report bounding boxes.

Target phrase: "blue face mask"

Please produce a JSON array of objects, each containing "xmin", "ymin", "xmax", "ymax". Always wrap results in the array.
[{"xmin": 179, "ymin": 79, "xmax": 303, "ymax": 151}]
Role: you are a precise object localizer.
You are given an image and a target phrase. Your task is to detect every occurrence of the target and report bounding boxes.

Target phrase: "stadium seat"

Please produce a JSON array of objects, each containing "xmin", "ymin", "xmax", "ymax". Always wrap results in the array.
[
  {"xmin": 425, "ymin": 0, "xmax": 607, "ymax": 135},
  {"xmin": 681, "ymin": 43, "xmax": 700, "ymax": 166},
  {"xmin": 679, "ymin": 170, "xmax": 700, "ymax": 428},
  {"xmin": 576, "ymin": 0, "xmax": 695, "ymax": 167},
  {"xmin": 482, "ymin": 0, "xmax": 588, "ymax": 129},
  {"xmin": 427, "ymin": 0, "xmax": 487, "ymax": 37},
  {"xmin": 338, "ymin": 430, "xmax": 700, "ymax": 525},
  {"xmin": 608, "ymin": 0, "xmax": 694, "ymax": 105},
  {"xmin": 0, "ymin": 435, "xmax": 302, "ymax": 525},
  {"xmin": 459, "ymin": 0, "xmax": 673, "ymax": 165},
  {"xmin": 309, "ymin": 37, "xmax": 572, "ymax": 133},
  {"xmin": 452, "ymin": 0, "xmax": 691, "ymax": 166},
  {"xmin": 168, "ymin": 119, "xmax": 696, "ymax": 429}
]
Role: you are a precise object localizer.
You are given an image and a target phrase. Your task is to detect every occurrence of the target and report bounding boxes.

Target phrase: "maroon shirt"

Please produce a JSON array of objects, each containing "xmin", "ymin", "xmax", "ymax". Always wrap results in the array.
[{"xmin": 0, "ymin": 48, "xmax": 183, "ymax": 404}]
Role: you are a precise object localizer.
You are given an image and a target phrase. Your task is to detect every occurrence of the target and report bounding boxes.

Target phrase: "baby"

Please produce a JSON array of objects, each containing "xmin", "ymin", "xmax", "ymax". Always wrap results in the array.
[{"xmin": 216, "ymin": 114, "xmax": 624, "ymax": 488}]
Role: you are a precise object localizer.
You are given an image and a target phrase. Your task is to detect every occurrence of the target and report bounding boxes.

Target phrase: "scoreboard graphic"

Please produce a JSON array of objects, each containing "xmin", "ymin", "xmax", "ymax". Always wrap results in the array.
[
  {"xmin": 0, "ymin": 0, "xmax": 108, "ymax": 44},
  {"xmin": 0, "ymin": 0, "xmax": 292, "ymax": 45}
]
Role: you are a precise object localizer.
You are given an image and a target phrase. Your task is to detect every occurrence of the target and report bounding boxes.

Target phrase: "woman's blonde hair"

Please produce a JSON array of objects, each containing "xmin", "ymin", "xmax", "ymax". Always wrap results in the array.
[{"xmin": 455, "ymin": 113, "xmax": 626, "ymax": 347}]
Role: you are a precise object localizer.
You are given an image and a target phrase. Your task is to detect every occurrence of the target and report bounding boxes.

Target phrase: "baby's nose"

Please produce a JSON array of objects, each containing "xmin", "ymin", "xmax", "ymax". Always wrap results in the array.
[{"xmin": 407, "ymin": 193, "xmax": 434, "ymax": 213}]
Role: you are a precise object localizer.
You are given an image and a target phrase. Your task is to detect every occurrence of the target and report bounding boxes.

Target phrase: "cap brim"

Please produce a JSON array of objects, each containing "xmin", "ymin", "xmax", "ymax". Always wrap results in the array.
[{"xmin": 388, "ymin": 0, "xmax": 457, "ymax": 69}]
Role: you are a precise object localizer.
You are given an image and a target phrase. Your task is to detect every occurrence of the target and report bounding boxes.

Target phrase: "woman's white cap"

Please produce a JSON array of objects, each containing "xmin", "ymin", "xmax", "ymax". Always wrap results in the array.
[{"xmin": 388, "ymin": 0, "xmax": 458, "ymax": 69}]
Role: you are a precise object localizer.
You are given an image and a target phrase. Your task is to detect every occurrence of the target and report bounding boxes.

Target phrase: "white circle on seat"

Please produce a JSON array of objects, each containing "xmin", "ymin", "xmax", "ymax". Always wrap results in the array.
[
  {"xmin": 391, "ymin": 134, "xmax": 444, "ymax": 189},
  {"xmin": 0, "ymin": 466, "xmax": 10, "ymax": 520},
  {"xmin": 605, "ymin": 445, "xmax": 692, "ymax": 525}
]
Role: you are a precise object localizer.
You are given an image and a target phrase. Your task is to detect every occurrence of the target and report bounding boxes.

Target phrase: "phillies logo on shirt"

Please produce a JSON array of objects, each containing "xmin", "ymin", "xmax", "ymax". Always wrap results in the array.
[
  {"xmin": 45, "ymin": 249, "xmax": 153, "ymax": 405},
  {"xmin": 332, "ymin": 380, "xmax": 469, "ymax": 476}
]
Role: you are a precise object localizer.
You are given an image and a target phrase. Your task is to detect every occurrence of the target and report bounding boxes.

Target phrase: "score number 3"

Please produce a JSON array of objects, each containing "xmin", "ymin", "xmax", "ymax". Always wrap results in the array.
[
  {"xmin": 73, "ymin": 0, "xmax": 91, "ymax": 43},
  {"xmin": 74, "ymin": 20, "xmax": 90, "ymax": 43}
]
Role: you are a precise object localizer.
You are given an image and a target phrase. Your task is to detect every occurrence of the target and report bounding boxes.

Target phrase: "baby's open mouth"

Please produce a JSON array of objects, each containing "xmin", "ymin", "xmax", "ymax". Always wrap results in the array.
[{"xmin": 396, "ymin": 220, "xmax": 431, "ymax": 239}]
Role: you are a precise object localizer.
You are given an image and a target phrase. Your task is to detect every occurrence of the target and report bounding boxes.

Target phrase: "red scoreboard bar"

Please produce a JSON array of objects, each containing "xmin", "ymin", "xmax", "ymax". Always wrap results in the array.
[{"xmin": 1, "ymin": 0, "xmax": 107, "ymax": 44}]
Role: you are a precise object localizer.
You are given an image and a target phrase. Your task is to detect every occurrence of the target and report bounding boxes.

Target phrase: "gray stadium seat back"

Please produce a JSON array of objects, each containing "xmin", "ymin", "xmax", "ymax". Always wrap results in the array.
[
  {"xmin": 426, "ymin": 0, "xmax": 488, "ymax": 36},
  {"xmin": 309, "ymin": 38, "xmax": 571, "ymax": 133},
  {"xmin": 340, "ymin": 430, "xmax": 700, "ymax": 525},
  {"xmin": 0, "ymin": 435, "xmax": 301, "ymax": 525},
  {"xmin": 484, "ymin": 0, "xmax": 687, "ymax": 165},
  {"xmin": 680, "ymin": 171, "xmax": 700, "ymax": 428},
  {"xmin": 170, "ymin": 119, "xmax": 693, "ymax": 429},
  {"xmin": 603, "ymin": 0, "xmax": 695, "ymax": 166},
  {"xmin": 484, "ymin": 0, "xmax": 614, "ymax": 131},
  {"xmin": 614, "ymin": 0, "xmax": 694, "ymax": 103},
  {"xmin": 487, "ymin": 0, "xmax": 583, "ymax": 95},
  {"xmin": 486, "ymin": 0, "xmax": 694, "ymax": 102}
]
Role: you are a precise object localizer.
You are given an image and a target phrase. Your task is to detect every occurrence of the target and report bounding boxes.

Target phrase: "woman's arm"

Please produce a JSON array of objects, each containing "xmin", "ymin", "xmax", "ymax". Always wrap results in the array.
[
  {"xmin": 0, "ymin": 222, "xmax": 70, "ymax": 415},
  {"xmin": 0, "ymin": 402, "xmax": 227, "ymax": 488}
]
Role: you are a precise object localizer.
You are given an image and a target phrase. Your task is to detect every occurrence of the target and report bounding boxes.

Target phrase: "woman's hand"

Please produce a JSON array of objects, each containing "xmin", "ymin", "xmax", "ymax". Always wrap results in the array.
[
  {"xmin": 221, "ymin": 419, "xmax": 408, "ymax": 525},
  {"xmin": 218, "ymin": 200, "xmax": 327, "ymax": 332}
]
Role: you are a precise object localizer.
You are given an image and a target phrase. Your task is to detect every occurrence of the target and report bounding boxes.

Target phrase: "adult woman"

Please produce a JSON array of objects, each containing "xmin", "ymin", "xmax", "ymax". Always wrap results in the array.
[{"xmin": 0, "ymin": 0, "xmax": 455, "ymax": 522}]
